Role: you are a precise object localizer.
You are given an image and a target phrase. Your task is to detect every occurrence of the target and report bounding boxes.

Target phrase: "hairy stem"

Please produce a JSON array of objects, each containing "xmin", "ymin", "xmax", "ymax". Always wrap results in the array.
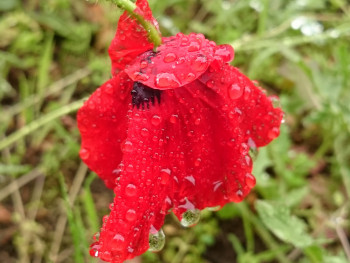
[{"xmin": 106, "ymin": 0, "xmax": 162, "ymax": 48}]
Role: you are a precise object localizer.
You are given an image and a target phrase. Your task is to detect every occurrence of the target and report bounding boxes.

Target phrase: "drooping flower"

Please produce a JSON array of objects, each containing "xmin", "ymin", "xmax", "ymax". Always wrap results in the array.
[{"xmin": 77, "ymin": 0, "xmax": 283, "ymax": 262}]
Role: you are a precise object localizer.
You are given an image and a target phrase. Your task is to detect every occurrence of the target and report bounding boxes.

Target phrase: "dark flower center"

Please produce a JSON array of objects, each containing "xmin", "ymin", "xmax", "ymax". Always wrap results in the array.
[{"xmin": 131, "ymin": 81, "xmax": 162, "ymax": 109}]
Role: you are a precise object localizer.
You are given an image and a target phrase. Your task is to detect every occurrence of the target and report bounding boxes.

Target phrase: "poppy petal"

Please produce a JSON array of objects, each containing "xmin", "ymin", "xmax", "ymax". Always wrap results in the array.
[
  {"xmin": 93, "ymin": 103, "xmax": 173, "ymax": 263},
  {"xmin": 199, "ymin": 63, "xmax": 284, "ymax": 147},
  {"xmin": 77, "ymin": 72, "xmax": 133, "ymax": 188},
  {"xmin": 109, "ymin": 0, "xmax": 160, "ymax": 75},
  {"xmin": 124, "ymin": 33, "xmax": 216, "ymax": 89}
]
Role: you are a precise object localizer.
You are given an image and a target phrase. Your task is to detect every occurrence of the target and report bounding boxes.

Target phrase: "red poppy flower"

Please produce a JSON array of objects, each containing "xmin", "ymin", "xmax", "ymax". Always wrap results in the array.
[{"xmin": 77, "ymin": 0, "xmax": 283, "ymax": 262}]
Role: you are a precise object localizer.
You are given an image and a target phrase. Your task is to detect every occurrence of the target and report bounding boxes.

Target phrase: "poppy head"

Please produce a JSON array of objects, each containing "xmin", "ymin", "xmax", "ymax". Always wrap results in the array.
[{"xmin": 77, "ymin": 0, "xmax": 283, "ymax": 262}]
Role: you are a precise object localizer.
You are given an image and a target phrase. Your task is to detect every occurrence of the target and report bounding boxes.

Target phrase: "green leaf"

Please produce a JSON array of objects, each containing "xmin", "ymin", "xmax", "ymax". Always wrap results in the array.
[{"xmin": 256, "ymin": 200, "xmax": 313, "ymax": 248}]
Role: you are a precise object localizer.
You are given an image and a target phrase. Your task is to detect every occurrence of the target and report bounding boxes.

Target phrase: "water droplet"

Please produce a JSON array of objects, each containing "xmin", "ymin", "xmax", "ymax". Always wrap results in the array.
[
  {"xmin": 181, "ymin": 209, "xmax": 201, "ymax": 227},
  {"xmin": 170, "ymin": 114, "xmax": 178, "ymax": 124},
  {"xmin": 206, "ymin": 80, "xmax": 214, "ymax": 88},
  {"xmin": 148, "ymin": 227, "xmax": 165, "ymax": 252},
  {"xmin": 268, "ymin": 127, "xmax": 280, "ymax": 140},
  {"xmin": 125, "ymin": 184, "xmax": 137, "ymax": 197},
  {"xmin": 185, "ymin": 72, "xmax": 196, "ymax": 82},
  {"xmin": 151, "ymin": 115, "xmax": 162, "ymax": 126},
  {"xmin": 163, "ymin": 53, "xmax": 177, "ymax": 63},
  {"xmin": 214, "ymin": 44, "xmax": 234, "ymax": 62},
  {"xmin": 155, "ymin": 73, "xmax": 180, "ymax": 88},
  {"xmin": 90, "ymin": 242, "xmax": 101, "ymax": 257},
  {"xmin": 188, "ymin": 41, "xmax": 201, "ymax": 52},
  {"xmin": 228, "ymin": 84, "xmax": 243, "ymax": 99},
  {"xmin": 194, "ymin": 118, "xmax": 201, "ymax": 125},
  {"xmin": 160, "ymin": 168, "xmax": 171, "ymax": 184},
  {"xmin": 141, "ymin": 128, "xmax": 149, "ymax": 137},
  {"xmin": 245, "ymin": 173, "xmax": 256, "ymax": 188},
  {"xmin": 140, "ymin": 60, "xmax": 148, "ymax": 69},
  {"xmin": 194, "ymin": 158, "xmax": 201, "ymax": 167},
  {"xmin": 122, "ymin": 140, "xmax": 133, "ymax": 153},
  {"xmin": 112, "ymin": 234, "xmax": 125, "ymax": 248},
  {"xmin": 105, "ymin": 83, "xmax": 113, "ymax": 94},
  {"xmin": 80, "ymin": 148, "xmax": 89, "ymax": 160},
  {"xmin": 126, "ymin": 209, "xmax": 137, "ymax": 221},
  {"xmin": 192, "ymin": 56, "xmax": 208, "ymax": 71}
]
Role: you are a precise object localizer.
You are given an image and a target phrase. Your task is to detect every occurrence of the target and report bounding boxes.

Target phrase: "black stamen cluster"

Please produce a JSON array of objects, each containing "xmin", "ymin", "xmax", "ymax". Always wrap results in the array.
[{"xmin": 131, "ymin": 81, "xmax": 161, "ymax": 109}]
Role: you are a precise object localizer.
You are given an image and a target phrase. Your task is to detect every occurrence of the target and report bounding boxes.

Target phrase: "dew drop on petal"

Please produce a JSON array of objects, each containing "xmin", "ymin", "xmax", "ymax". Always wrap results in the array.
[
  {"xmin": 192, "ymin": 56, "xmax": 208, "ymax": 71},
  {"xmin": 170, "ymin": 114, "xmax": 178, "ymax": 124},
  {"xmin": 122, "ymin": 140, "xmax": 133, "ymax": 153},
  {"xmin": 180, "ymin": 209, "xmax": 201, "ymax": 227},
  {"xmin": 214, "ymin": 44, "xmax": 234, "ymax": 63},
  {"xmin": 79, "ymin": 148, "xmax": 90, "ymax": 160},
  {"xmin": 185, "ymin": 72, "xmax": 196, "ymax": 82},
  {"xmin": 160, "ymin": 168, "xmax": 171, "ymax": 184},
  {"xmin": 151, "ymin": 115, "xmax": 162, "ymax": 126},
  {"xmin": 245, "ymin": 173, "xmax": 256, "ymax": 188},
  {"xmin": 228, "ymin": 83, "xmax": 243, "ymax": 100},
  {"xmin": 188, "ymin": 41, "xmax": 201, "ymax": 52},
  {"xmin": 141, "ymin": 128, "xmax": 150, "ymax": 137},
  {"xmin": 112, "ymin": 233, "xmax": 125, "ymax": 249},
  {"xmin": 163, "ymin": 52, "xmax": 177, "ymax": 63},
  {"xmin": 268, "ymin": 127, "xmax": 280, "ymax": 140},
  {"xmin": 148, "ymin": 226, "xmax": 165, "ymax": 252},
  {"xmin": 125, "ymin": 209, "xmax": 137, "ymax": 222},
  {"xmin": 125, "ymin": 184, "xmax": 137, "ymax": 197},
  {"xmin": 155, "ymin": 73, "xmax": 180, "ymax": 88}
]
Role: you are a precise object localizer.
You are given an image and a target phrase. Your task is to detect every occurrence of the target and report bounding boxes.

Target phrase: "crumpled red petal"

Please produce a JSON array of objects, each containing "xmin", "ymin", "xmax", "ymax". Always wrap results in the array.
[
  {"xmin": 198, "ymin": 63, "xmax": 283, "ymax": 147},
  {"xmin": 89, "ymin": 64, "xmax": 282, "ymax": 262},
  {"xmin": 108, "ymin": 0, "xmax": 160, "ymax": 75},
  {"xmin": 124, "ymin": 33, "xmax": 224, "ymax": 89},
  {"xmin": 77, "ymin": 72, "xmax": 132, "ymax": 188}
]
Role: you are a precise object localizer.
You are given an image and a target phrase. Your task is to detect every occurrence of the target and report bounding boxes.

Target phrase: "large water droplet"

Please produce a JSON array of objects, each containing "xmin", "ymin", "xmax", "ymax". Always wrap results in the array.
[
  {"xmin": 125, "ymin": 184, "xmax": 137, "ymax": 197},
  {"xmin": 151, "ymin": 115, "xmax": 161, "ymax": 127},
  {"xmin": 193, "ymin": 56, "xmax": 208, "ymax": 71},
  {"xmin": 80, "ymin": 148, "xmax": 90, "ymax": 160},
  {"xmin": 163, "ymin": 53, "xmax": 177, "ymax": 63},
  {"xmin": 245, "ymin": 173, "xmax": 256, "ymax": 188},
  {"xmin": 188, "ymin": 41, "xmax": 201, "ymax": 52},
  {"xmin": 125, "ymin": 209, "xmax": 137, "ymax": 222},
  {"xmin": 155, "ymin": 73, "xmax": 180, "ymax": 88},
  {"xmin": 148, "ymin": 226, "xmax": 165, "ymax": 252},
  {"xmin": 214, "ymin": 44, "xmax": 234, "ymax": 63},
  {"xmin": 112, "ymin": 234, "xmax": 125, "ymax": 249},
  {"xmin": 122, "ymin": 140, "xmax": 133, "ymax": 153},
  {"xmin": 180, "ymin": 209, "xmax": 201, "ymax": 227},
  {"xmin": 228, "ymin": 84, "xmax": 243, "ymax": 99}
]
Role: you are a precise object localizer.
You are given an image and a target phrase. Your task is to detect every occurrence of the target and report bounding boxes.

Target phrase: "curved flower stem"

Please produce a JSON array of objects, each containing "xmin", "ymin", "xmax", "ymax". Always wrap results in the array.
[{"xmin": 106, "ymin": 0, "xmax": 162, "ymax": 48}]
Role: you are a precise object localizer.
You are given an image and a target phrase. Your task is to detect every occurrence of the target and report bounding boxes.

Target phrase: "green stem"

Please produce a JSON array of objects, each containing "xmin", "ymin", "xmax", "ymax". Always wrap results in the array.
[
  {"xmin": 0, "ymin": 98, "xmax": 85, "ymax": 151},
  {"xmin": 106, "ymin": 0, "xmax": 162, "ymax": 48}
]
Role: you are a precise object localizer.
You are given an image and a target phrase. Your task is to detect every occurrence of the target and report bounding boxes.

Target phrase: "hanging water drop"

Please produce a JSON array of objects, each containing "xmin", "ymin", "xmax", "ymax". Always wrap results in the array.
[
  {"xmin": 245, "ymin": 173, "xmax": 256, "ymax": 188},
  {"xmin": 148, "ymin": 227, "xmax": 165, "ymax": 252},
  {"xmin": 180, "ymin": 209, "xmax": 201, "ymax": 227}
]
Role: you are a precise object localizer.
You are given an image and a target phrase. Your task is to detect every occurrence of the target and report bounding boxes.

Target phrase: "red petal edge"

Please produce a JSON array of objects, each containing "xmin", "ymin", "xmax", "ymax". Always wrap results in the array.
[
  {"xmin": 77, "ymin": 72, "xmax": 132, "ymax": 188},
  {"xmin": 108, "ymin": 0, "xmax": 160, "ymax": 75}
]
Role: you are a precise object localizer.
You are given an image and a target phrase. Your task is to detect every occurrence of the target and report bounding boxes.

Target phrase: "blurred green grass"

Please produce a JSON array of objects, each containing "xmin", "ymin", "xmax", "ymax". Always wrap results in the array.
[{"xmin": 0, "ymin": 0, "xmax": 349, "ymax": 262}]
